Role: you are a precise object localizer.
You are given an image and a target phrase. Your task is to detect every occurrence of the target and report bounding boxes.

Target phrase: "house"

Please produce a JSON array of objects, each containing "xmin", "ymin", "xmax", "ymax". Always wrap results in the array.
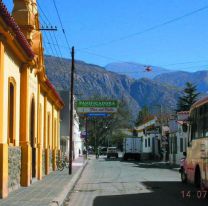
[
  {"xmin": 0, "ymin": 0, "xmax": 63, "ymax": 198},
  {"xmin": 169, "ymin": 111, "xmax": 189, "ymax": 165},
  {"xmin": 135, "ymin": 117, "xmax": 161, "ymax": 160}
]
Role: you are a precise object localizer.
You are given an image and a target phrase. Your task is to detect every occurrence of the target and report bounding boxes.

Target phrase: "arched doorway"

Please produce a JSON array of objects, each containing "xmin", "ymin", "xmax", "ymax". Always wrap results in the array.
[{"xmin": 30, "ymin": 97, "xmax": 36, "ymax": 178}]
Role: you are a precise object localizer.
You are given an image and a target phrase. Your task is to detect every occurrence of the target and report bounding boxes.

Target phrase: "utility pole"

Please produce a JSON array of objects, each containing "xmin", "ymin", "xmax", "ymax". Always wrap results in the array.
[
  {"xmin": 69, "ymin": 46, "xmax": 75, "ymax": 175},
  {"xmin": 85, "ymin": 116, "xmax": 88, "ymax": 159}
]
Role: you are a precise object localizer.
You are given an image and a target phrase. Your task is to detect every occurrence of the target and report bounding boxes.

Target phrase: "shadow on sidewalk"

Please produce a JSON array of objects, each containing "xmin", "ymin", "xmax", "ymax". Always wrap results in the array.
[{"xmin": 93, "ymin": 181, "xmax": 208, "ymax": 206}]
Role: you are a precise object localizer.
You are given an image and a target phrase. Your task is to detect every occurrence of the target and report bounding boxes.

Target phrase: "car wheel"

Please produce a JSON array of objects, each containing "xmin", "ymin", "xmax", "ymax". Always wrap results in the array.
[{"xmin": 195, "ymin": 167, "xmax": 203, "ymax": 189}]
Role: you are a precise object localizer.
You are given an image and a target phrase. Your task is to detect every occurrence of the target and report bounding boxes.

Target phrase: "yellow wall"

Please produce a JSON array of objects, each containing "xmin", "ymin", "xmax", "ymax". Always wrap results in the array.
[
  {"xmin": 29, "ymin": 70, "xmax": 38, "ymax": 147},
  {"xmin": 47, "ymin": 100, "xmax": 52, "ymax": 149},
  {"xmin": 39, "ymin": 93, "xmax": 44, "ymax": 147},
  {"xmin": 3, "ymin": 48, "xmax": 21, "ymax": 145}
]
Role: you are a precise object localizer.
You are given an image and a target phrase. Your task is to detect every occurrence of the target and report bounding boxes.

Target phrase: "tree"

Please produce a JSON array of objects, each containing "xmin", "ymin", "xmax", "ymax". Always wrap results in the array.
[
  {"xmin": 177, "ymin": 82, "xmax": 200, "ymax": 111},
  {"xmin": 135, "ymin": 106, "xmax": 151, "ymax": 126},
  {"xmin": 85, "ymin": 98, "xmax": 132, "ymax": 149}
]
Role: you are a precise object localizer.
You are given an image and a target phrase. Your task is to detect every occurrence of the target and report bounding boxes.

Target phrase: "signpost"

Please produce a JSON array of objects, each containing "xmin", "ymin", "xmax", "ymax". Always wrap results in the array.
[
  {"xmin": 77, "ymin": 100, "xmax": 117, "ymax": 159},
  {"xmin": 77, "ymin": 100, "xmax": 118, "ymax": 114}
]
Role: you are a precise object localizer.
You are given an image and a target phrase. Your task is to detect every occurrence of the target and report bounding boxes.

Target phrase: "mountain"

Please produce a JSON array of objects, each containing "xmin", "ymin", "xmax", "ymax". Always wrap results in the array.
[
  {"xmin": 105, "ymin": 62, "xmax": 171, "ymax": 79},
  {"xmin": 154, "ymin": 70, "xmax": 208, "ymax": 93},
  {"xmin": 45, "ymin": 55, "xmax": 181, "ymax": 120}
]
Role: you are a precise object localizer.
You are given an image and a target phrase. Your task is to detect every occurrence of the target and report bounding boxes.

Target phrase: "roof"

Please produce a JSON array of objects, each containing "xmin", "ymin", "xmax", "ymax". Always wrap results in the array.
[
  {"xmin": 0, "ymin": 1, "xmax": 63, "ymax": 108},
  {"xmin": 45, "ymin": 79, "xmax": 64, "ymax": 106},
  {"xmin": 0, "ymin": 0, "xmax": 34, "ymax": 58},
  {"xmin": 191, "ymin": 96, "xmax": 208, "ymax": 111},
  {"xmin": 177, "ymin": 120, "xmax": 187, "ymax": 125},
  {"xmin": 177, "ymin": 111, "xmax": 189, "ymax": 115}
]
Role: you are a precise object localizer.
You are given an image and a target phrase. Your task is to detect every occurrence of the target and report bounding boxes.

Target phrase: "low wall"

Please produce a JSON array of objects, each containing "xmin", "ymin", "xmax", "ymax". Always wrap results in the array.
[{"xmin": 8, "ymin": 147, "xmax": 21, "ymax": 192}]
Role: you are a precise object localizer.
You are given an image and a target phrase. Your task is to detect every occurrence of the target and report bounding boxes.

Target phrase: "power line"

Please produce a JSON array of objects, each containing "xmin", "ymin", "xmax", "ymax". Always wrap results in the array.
[
  {"xmin": 37, "ymin": 0, "xmax": 68, "ymax": 68},
  {"xmin": 160, "ymin": 60, "xmax": 208, "ymax": 67},
  {"xmin": 83, "ymin": 5, "xmax": 208, "ymax": 50},
  {"xmin": 37, "ymin": 1, "xmax": 52, "ymax": 26},
  {"xmin": 44, "ymin": 42, "xmax": 208, "ymax": 71},
  {"xmin": 52, "ymin": 0, "xmax": 71, "ymax": 51}
]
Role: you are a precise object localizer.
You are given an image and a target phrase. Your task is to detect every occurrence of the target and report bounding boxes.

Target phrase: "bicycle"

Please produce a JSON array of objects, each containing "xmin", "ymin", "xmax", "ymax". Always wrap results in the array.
[{"xmin": 57, "ymin": 158, "xmax": 69, "ymax": 171}]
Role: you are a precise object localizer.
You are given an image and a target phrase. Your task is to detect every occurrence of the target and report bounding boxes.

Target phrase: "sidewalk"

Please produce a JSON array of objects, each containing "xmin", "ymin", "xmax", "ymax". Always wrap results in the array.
[{"xmin": 0, "ymin": 156, "xmax": 87, "ymax": 206}]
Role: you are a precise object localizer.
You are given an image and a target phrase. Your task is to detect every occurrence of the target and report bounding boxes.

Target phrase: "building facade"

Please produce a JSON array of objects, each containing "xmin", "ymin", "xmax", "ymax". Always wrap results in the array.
[
  {"xmin": 59, "ymin": 91, "xmax": 83, "ymax": 160},
  {"xmin": 136, "ymin": 117, "xmax": 161, "ymax": 160},
  {"xmin": 169, "ymin": 111, "xmax": 189, "ymax": 165},
  {"xmin": 0, "ymin": 0, "xmax": 63, "ymax": 198}
]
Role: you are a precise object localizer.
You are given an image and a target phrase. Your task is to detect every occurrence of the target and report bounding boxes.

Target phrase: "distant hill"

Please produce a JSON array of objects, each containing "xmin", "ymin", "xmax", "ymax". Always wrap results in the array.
[
  {"xmin": 45, "ymin": 55, "xmax": 181, "ymax": 120},
  {"xmin": 105, "ymin": 62, "xmax": 171, "ymax": 79},
  {"xmin": 154, "ymin": 70, "xmax": 208, "ymax": 93}
]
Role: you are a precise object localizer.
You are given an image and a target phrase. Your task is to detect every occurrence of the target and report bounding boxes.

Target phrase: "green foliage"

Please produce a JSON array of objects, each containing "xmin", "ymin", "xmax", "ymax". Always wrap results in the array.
[
  {"xmin": 135, "ymin": 106, "xmax": 150, "ymax": 126},
  {"xmin": 85, "ymin": 98, "xmax": 132, "ymax": 148},
  {"xmin": 177, "ymin": 82, "xmax": 200, "ymax": 111}
]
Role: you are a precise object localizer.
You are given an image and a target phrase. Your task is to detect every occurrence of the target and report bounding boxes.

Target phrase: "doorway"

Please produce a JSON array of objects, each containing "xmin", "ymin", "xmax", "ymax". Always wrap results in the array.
[{"xmin": 30, "ymin": 98, "xmax": 36, "ymax": 178}]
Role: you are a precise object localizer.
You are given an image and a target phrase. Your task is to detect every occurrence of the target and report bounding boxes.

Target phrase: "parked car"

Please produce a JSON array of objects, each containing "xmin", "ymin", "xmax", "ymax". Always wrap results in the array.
[
  {"xmin": 100, "ymin": 147, "xmax": 107, "ymax": 155},
  {"xmin": 107, "ymin": 147, "xmax": 118, "ymax": 159},
  {"xmin": 123, "ymin": 137, "xmax": 141, "ymax": 161}
]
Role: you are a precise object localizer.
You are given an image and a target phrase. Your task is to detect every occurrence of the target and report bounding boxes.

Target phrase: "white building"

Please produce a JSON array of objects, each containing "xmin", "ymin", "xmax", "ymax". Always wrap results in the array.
[
  {"xmin": 136, "ymin": 117, "xmax": 161, "ymax": 160},
  {"xmin": 59, "ymin": 91, "xmax": 83, "ymax": 160},
  {"xmin": 169, "ymin": 111, "xmax": 189, "ymax": 165},
  {"xmin": 73, "ymin": 111, "xmax": 83, "ymax": 159}
]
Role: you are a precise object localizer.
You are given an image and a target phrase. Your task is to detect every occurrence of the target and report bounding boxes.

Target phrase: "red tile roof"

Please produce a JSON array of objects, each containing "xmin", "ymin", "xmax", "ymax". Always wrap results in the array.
[
  {"xmin": 45, "ymin": 79, "xmax": 64, "ymax": 106},
  {"xmin": 0, "ymin": 0, "xmax": 34, "ymax": 58}
]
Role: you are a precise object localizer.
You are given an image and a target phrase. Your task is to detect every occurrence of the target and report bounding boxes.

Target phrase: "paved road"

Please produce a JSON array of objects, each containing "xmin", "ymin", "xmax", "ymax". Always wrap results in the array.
[{"xmin": 64, "ymin": 156, "xmax": 208, "ymax": 206}]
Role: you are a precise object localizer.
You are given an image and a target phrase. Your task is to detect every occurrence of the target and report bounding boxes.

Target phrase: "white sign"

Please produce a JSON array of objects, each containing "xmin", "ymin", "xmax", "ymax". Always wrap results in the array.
[{"xmin": 77, "ymin": 107, "xmax": 117, "ymax": 113}]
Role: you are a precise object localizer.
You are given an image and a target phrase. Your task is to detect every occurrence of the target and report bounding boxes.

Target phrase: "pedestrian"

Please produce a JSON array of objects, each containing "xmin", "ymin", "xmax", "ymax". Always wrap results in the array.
[{"xmin": 95, "ymin": 147, "xmax": 99, "ymax": 159}]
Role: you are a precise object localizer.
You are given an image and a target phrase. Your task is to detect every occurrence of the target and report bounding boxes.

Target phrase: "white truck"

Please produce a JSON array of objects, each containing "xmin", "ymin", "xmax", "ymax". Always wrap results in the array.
[{"xmin": 123, "ymin": 137, "xmax": 142, "ymax": 161}]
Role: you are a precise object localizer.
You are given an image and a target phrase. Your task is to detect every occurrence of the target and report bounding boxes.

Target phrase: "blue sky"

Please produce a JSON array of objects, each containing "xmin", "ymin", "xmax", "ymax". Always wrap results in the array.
[{"xmin": 3, "ymin": 0, "xmax": 208, "ymax": 72}]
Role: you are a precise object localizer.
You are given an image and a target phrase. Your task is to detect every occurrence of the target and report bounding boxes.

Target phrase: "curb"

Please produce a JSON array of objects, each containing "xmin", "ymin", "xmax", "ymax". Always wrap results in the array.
[{"xmin": 48, "ymin": 160, "xmax": 88, "ymax": 206}]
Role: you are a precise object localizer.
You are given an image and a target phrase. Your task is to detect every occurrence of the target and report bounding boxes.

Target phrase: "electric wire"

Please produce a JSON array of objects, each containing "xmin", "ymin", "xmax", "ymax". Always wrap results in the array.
[
  {"xmin": 37, "ymin": 0, "xmax": 68, "ymax": 68},
  {"xmin": 52, "ymin": 0, "xmax": 71, "ymax": 51},
  {"xmin": 83, "ymin": 5, "xmax": 208, "ymax": 49},
  {"xmin": 35, "ymin": 1, "xmax": 208, "ymax": 74}
]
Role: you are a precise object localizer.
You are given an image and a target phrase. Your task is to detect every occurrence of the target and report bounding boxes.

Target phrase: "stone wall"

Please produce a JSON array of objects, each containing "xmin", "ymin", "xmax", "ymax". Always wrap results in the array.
[
  {"xmin": 42, "ymin": 150, "xmax": 45, "ymax": 175},
  {"xmin": 56, "ymin": 151, "xmax": 59, "ymax": 170},
  {"xmin": 8, "ymin": 147, "xmax": 21, "ymax": 192}
]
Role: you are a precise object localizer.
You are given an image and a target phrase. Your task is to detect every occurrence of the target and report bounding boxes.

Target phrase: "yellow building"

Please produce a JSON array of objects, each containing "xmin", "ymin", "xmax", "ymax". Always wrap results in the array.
[{"xmin": 0, "ymin": 0, "xmax": 64, "ymax": 198}]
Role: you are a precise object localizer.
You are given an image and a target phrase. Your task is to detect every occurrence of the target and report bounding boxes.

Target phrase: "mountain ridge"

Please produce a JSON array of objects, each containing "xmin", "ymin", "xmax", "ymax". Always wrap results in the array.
[{"xmin": 45, "ymin": 55, "xmax": 181, "ymax": 120}]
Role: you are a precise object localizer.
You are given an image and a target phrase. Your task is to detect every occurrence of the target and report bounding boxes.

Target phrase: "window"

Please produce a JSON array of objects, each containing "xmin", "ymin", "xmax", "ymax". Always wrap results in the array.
[
  {"xmin": 148, "ymin": 138, "xmax": 150, "ymax": 147},
  {"xmin": 145, "ymin": 139, "xmax": 147, "ymax": 147},
  {"xmin": 169, "ymin": 136, "xmax": 172, "ymax": 154},
  {"xmin": 30, "ymin": 98, "xmax": 35, "ymax": 148},
  {"xmin": 191, "ymin": 105, "xmax": 208, "ymax": 139},
  {"xmin": 190, "ymin": 110, "xmax": 197, "ymax": 140},
  {"xmin": 173, "ymin": 135, "xmax": 177, "ymax": 154},
  {"xmin": 180, "ymin": 138, "xmax": 183, "ymax": 152},
  {"xmin": 8, "ymin": 78, "xmax": 16, "ymax": 145}
]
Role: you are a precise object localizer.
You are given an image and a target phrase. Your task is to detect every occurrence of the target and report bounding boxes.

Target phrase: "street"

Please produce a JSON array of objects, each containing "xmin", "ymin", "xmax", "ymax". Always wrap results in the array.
[{"xmin": 64, "ymin": 155, "xmax": 208, "ymax": 206}]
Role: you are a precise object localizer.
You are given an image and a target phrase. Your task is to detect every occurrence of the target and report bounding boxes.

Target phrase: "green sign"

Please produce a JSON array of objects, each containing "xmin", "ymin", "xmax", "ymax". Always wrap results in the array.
[
  {"xmin": 77, "ymin": 100, "xmax": 118, "ymax": 108},
  {"xmin": 76, "ymin": 100, "xmax": 118, "ymax": 113}
]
